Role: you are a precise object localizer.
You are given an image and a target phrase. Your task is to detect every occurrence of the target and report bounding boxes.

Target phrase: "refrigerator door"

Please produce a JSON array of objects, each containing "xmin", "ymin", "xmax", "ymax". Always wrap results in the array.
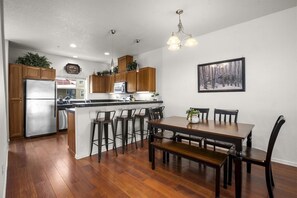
[
  {"xmin": 25, "ymin": 99, "xmax": 57, "ymax": 137},
  {"xmin": 26, "ymin": 79, "xmax": 56, "ymax": 99}
]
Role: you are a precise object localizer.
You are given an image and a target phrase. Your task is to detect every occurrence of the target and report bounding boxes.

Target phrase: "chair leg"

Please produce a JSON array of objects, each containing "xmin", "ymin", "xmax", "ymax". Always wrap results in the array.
[
  {"xmin": 122, "ymin": 120, "xmax": 126, "ymax": 154},
  {"xmin": 111, "ymin": 122, "xmax": 118, "ymax": 157},
  {"xmin": 265, "ymin": 164, "xmax": 274, "ymax": 198},
  {"xmin": 215, "ymin": 167, "xmax": 221, "ymax": 198},
  {"xmin": 90, "ymin": 122, "xmax": 96, "ymax": 156},
  {"xmin": 270, "ymin": 165, "xmax": 275, "ymax": 187},
  {"xmin": 132, "ymin": 119, "xmax": 138, "ymax": 149},
  {"xmin": 228, "ymin": 156, "xmax": 233, "ymax": 185},
  {"xmin": 98, "ymin": 123, "xmax": 103, "ymax": 162},
  {"xmin": 152, "ymin": 146, "xmax": 155, "ymax": 170},
  {"xmin": 223, "ymin": 163, "xmax": 227, "ymax": 189}
]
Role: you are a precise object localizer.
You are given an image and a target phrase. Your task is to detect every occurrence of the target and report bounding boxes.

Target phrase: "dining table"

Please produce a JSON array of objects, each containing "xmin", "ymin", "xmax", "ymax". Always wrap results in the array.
[{"xmin": 148, "ymin": 116, "xmax": 255, "ymax": 198}]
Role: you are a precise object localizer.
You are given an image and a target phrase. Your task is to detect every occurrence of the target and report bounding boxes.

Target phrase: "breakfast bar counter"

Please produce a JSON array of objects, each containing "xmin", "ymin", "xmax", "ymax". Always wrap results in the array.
[{"xmin": 69, "ymin": 100, "xmax": 163, "ymax": 159}]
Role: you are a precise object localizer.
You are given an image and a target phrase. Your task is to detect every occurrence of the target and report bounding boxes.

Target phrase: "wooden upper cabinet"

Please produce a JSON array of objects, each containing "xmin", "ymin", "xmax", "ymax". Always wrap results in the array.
[
  {"xmin": 23, "ymin": 65, "xmax": 56, "ymax": 80},
  {"xmin": 9, "ymin": 64, "xmax": 23, "ymax": 99},
  {"xmin": 137, "ymin": 67, "xmax": 156, "ymax": 92},
  {"xmin": 115, "ymin": 72, "xmax": 126, "ymax": 83},
  {"xmin": 106, "ymin": 75, "xmax": 115, "ymax": 93},
  {"xmin": 40, "ymin": 68, "xmax": 56, "ymax": 80},
  {"xmin": 23, "ymin": 65, "xmax": 41, "ymax": 79},
  {"xmin": 89, "ymin": 75, "xmax": 106, "ymax": 93},
  {"xmin": 118, "ymin": 55, "xmax": 133, "ymax": 73},
  {"xmin": 126, "ymin": 70, "xmax": 137, "ymax": 93}
]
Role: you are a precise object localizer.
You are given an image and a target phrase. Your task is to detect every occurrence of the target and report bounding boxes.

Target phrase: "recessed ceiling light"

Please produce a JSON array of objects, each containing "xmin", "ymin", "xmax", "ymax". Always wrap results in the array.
[
  {"xmin": 104, "ymin": 52, "xmax": 110, "ymax": 55},
  {"xmin": 73, "ymin": 55, "xmax": 78, "ymax": 58},
  {"xmin": 70, "ymin": 43, "xmax": 77, "ymax": 48}
]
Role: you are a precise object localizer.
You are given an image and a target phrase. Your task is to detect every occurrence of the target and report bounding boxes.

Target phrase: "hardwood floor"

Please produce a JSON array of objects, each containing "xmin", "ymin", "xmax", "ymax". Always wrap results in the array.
[{"xmin": 6, "ymin": 133, "xmax": 297, "ymax": 198}]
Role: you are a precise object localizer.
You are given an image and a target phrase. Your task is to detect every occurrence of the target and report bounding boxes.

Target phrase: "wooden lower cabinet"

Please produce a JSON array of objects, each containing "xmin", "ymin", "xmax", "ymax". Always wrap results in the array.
[
  {"xmin": 67, "ymin": 111, "xmax": 76, "ymax": 155},
  {"xmin": 126, "ymin": 70, "xmax": 137, "ymax": 93},
  {"xmin": 9, "ymin": 99, "xmax": 24, "ymax": 138}
]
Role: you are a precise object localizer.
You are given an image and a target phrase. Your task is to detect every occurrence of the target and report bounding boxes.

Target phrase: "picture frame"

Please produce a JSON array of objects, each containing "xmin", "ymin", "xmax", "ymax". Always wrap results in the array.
[{"xmin": 197, "ymin": 57, "xmax": 245, "ymax": 93}]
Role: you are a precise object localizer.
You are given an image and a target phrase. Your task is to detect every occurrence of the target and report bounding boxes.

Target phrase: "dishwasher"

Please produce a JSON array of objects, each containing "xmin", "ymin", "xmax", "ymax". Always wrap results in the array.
[{"xmin": 58, "ymin": 110, "xmax": 68, "ymax": 130}]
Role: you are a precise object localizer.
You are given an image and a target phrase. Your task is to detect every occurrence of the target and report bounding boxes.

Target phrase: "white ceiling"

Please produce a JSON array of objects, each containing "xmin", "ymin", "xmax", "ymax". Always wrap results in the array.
[{"xmin": 4, "ymin": 0, "xmax": 297, "ymax": 64}]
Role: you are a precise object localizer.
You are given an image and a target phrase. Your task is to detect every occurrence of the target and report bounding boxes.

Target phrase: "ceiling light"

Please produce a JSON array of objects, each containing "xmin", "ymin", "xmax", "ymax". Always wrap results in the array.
[
  {"xmin": 70, "ymin": 43, "xmax": 77, "ymax": 48},
  {"xmin": 73, "ymin": 55, "xmax": 78, "ymax": 58},
  {"xmin": 104, "ymin": 52, "xmax": 110, "ymax": 56},
  {"xmin": 167, "ymin": 9, "xmax": 198, "ymax": 51}
]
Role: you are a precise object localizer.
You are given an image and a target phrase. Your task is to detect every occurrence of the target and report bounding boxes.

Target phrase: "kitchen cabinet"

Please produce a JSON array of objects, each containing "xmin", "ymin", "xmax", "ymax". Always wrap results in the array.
[
  {"xmin": 137, "ymin": 67, "xmax": 156, "ymax": 92},
  {"xmin": 115, "ymin": 72, "xmax": 126, "ymax": 83},
  {"xmin": 23, "ymin": 65, "xmax": 56, "ymax": 80},
  {"xmin": 118, "ymin": 55, "xmax": 133, "ymax": 73},
  {"xmin": 89, "ymin": 75, "xmax": 106, "ymax": 93},
  {"xmin": 105, "ymin": 75, "xmax": 115, "ymax": 93},
  {"xmin": 126, "ymin": 70, "xmax": 137, "ymax": 93},
  {"xmin": 67, "ymin": 110, "xmax": 76, "ymax": 155},
  {"xmin": 9, "ymin": 64, "xmax": 24, "ymax": 139}
]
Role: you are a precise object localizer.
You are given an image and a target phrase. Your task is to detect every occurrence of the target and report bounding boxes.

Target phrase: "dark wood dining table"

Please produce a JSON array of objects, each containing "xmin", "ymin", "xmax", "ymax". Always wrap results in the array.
[{"xmin": 148, "ymin": 116, "xmax": 255, "ymax": 198}]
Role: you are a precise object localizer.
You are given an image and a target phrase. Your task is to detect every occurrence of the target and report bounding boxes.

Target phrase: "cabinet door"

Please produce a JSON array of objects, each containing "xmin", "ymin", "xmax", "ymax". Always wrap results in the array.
[
  {"xmin": 137, "ymin": 67, "xmax": 156, "ymax": 92},
  {"xmin": 98, "ymin": 76, "xmax": 106, "ymax": 93},
  {"xmin": 126, "ymin": 70, "xmax": 137, "ymax": 93},
  {"xmin": 115, "ymin": 72, "xmax": 126, "ymax": 83},
  {"xmin": 118, "ymin": 55, "xmax": 133, "ymax": 72},
  {"xmin": 105, "ymin": 75, "xmax": 114, "ymax": 93},
  {"xmin": 23, "ymin": 66, "xmax": 41, "ymax": 79},
  {"xmin": 40, "ymin": 68, "xmax": 56, "ymax": 80},
  {"xmin": 89, "ymin": 75, "xmax": 106, "ymax": 93},
  {"xmin": 9, "ymin": 99, "xmax": 24, "ymax": 138},
  {"xmin": 9, "ymin": 64, "xmax": 23, "ymax": 99}
]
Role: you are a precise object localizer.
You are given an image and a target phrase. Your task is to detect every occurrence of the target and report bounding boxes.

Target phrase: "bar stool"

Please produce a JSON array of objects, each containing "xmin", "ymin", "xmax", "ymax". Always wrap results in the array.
[
  {"xmin": 90, "ymin": 110, "xmax": 118, "ymax": 162},
  {"xmin": 134, "ymin": 108, "xmax": 150, "ymax": 147},
  {"xmin": 115, "ymin": 109, "xmax": 138, "ymax": 154}
]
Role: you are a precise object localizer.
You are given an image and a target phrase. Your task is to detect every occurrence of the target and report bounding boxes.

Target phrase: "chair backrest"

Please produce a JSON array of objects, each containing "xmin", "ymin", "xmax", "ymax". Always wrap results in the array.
[
  {"xmin": 266, "ymin": 115, "xmax": 286, "ymax": 163},
  {"xmin": 96, "ymin": 110, "xmax": 116, "ymax": 121},
  {"xmin": 149, "ymin": 106, "xmax": 165, "ymax": 120},
  {"xmin": 214, "ymin": 108, "xmax": 239, "ymax": 123},
  {"xmin": 119, "ymin": 109, "xmax": 136, "ymax": 118},
  {"xmin": 190, "ymin": 107, "xmax": 209, "ymax": 120}
]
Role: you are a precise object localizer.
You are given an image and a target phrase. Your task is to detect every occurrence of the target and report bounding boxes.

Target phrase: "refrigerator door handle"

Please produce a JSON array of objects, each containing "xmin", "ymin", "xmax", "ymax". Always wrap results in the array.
[{"xmin": 54, "ymin": 82, "xmax": 57, "ymax": 118}]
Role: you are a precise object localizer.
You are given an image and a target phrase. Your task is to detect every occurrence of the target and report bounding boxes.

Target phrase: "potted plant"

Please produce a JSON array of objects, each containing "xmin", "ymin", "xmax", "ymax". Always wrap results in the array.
[
  {"xmin": 186, "ymin": 108, "xmax": 200, "ymax": 123},
  {"xmin": 127, "ymin": 60, "xmax": 138, "ymax": 71},
  {"xmin": 15, "ymin": 52, "xmax": 52, "ymax": 68},
  {"xmin": 113, "ymin": 66, "xmax": 118, "ymax": 74},
  {"xmin": 151, "ymin": 92, "xmax": 159, "ymax": 101}
]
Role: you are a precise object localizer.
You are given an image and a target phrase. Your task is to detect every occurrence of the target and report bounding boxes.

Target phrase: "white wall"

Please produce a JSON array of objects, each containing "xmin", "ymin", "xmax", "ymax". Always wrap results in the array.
[
  {"xmin": 0, "ymin": 0, "xmax": 8, "ymax": 196},
  {"xmin": 138, "ymin": 7, "xmax": 297, "ymax": 166},
  {"xmin": 8, "ymin": 47, "xmax": 110, "ymax": 99}
]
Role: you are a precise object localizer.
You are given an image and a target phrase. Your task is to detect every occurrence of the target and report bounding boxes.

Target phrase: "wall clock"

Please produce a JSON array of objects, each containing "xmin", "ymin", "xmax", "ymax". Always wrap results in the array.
[{"xmin": 64, "ymin": 63, "xmax": 81, "ymax": 74}]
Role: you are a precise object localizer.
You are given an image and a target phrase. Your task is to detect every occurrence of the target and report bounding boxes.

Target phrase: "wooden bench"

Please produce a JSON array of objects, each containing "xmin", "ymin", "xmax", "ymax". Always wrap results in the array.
[{"xmin": 151, "ymin": 141, "xmax": 228, "ymax": 198}]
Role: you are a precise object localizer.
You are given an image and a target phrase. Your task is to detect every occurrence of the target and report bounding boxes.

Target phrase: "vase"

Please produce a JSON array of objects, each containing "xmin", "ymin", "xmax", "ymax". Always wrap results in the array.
[{"xmin": 188, "ymin": 114, "xmax": 199, "ymax": 123}]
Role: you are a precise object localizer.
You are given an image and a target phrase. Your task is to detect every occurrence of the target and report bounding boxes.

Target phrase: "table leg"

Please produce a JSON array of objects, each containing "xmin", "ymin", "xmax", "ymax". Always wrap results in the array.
[
  {"xmin": 246, "ymin": 131, "xmax": 252, "ymax": 173},
  {"xmin": 234, "ymin": 153, "xmax": 242, "ymax": 198}
]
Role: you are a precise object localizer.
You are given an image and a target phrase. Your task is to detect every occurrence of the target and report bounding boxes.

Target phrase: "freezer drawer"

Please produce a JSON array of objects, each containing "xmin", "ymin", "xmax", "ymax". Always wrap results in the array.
[{"xmin": 25, "ymin": 99, "xmax": 57, "ymax": 137}]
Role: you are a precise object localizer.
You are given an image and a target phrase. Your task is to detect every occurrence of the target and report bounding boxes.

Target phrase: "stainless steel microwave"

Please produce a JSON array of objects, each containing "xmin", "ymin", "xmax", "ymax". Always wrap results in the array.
[{"xmin": 114, "ymin": 82, "xmax": 127, "ymax": 93}]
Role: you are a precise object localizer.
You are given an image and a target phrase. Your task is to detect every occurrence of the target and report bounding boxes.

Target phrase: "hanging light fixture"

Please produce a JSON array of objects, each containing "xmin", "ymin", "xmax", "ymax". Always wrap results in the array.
[
  {"xmin": 167, "ymin": 9, "xmax": 198, "ymax": 51},
  {"xmin": 136, "ymin": 39, "xmax": 140, "ymax": 72},
  {"xmin": 110, "ymin": 29, "xmax": 116, "ymax": 72}
]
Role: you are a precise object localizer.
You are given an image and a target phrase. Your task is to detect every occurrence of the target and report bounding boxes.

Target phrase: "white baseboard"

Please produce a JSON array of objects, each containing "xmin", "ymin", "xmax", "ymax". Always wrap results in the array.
[{"xmin": 272, "ymin": 158, "xmax": 297, "ymax": 167}]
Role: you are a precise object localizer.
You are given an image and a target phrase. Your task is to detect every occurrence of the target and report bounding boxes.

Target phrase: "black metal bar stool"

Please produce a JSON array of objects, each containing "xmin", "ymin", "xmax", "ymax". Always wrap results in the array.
[
  {"xmin": 134, "ymin": 108, "xmax": 150, "ymax": 147},
  {"xmin": 90, "ymin": 110, "xmax": 118, "ymax": 162},
  {"xmin": 115, "ymin": 109, "xmax": 138, "ymax": 154}
]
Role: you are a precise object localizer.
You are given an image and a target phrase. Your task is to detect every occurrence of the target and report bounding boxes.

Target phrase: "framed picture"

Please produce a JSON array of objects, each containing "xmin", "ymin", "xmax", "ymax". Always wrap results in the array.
[{"xmin": 197, "ymin": 57, "xmax": 245, "ymax": 93}]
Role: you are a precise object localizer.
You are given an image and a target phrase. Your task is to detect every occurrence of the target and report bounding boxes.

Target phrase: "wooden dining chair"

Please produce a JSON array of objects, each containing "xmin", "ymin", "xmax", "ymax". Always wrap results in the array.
[
  {"xmin": 204, "ymin": 108, "xmax": 239, "ymax": 185},
  {"xmin": 230, "ymin": 115, "xmax": 285, "ymax": 198},
  {"xmin": 176, "ymin": 107, "xmax": 209, "ymax": 147}
]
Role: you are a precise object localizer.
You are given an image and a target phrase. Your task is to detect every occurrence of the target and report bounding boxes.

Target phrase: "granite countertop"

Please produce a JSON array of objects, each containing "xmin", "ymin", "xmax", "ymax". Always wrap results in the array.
[{"xmin": 57, "ymin": 100, "xmax": 163, "ymax": 109}]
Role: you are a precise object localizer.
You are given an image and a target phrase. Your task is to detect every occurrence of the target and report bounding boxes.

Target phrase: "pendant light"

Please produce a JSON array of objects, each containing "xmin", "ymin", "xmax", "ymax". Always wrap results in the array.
[
  {"xmin": 136, "ymin": 39, "xmax": 140, "ymax": 72},
  {"xmin": 110, "ymin": 29, "xmax": 116, "ymax": 72},
  {"xmin": 167, "ymin": 9, "xmax": 198, "ymax": 51}
]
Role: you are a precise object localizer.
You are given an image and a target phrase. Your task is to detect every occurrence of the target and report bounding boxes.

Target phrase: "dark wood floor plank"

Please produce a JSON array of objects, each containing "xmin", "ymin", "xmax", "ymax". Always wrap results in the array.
[{"xmin": 6, "ymin": 133, "xmax": 297, "ymax": 198}]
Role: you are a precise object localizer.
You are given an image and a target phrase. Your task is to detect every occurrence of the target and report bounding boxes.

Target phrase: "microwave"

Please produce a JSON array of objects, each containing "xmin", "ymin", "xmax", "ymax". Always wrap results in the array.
[{"xmin": 114, "ymin": 82, "xmax": 127, "ymax": 93}]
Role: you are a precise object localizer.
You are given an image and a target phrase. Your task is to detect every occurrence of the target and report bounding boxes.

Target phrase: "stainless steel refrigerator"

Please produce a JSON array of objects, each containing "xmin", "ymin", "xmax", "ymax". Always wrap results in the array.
[{"xmin": 25, "ymin": 79, "xmax": 57, "ymax": 137}]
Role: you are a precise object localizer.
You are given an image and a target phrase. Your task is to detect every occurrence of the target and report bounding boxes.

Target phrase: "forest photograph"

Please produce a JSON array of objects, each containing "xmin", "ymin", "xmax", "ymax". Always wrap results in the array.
[{"xmin": 198, "ymin": 58, "xmax": 245, "ymax": 92}]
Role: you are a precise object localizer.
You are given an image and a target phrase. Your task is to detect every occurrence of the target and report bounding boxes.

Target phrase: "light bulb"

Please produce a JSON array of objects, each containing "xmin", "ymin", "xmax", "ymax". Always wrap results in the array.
[
  {"xmin": 167, "ymin": 33, "xmax": 181, "ymax": 45},
  {"xmin": 168, "ymin": 44, "xmax": 180, "ymax": 51},
  {"xmin": 184, "ymin": 36, "xmax": 198, "ymax": 47}
]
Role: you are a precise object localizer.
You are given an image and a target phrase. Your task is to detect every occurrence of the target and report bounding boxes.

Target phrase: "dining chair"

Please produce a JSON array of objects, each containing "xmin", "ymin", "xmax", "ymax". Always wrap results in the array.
[
  {"xmin": 230, "ymin": 115, "xmax": 285, "ymax": 198},
  {"xmin": 204, "ymin": 108, "xmax": 239, "ymax": 185},
  {"xmin": 176, "ymin": 107, "xmax": 209, "ymax": 147}
]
